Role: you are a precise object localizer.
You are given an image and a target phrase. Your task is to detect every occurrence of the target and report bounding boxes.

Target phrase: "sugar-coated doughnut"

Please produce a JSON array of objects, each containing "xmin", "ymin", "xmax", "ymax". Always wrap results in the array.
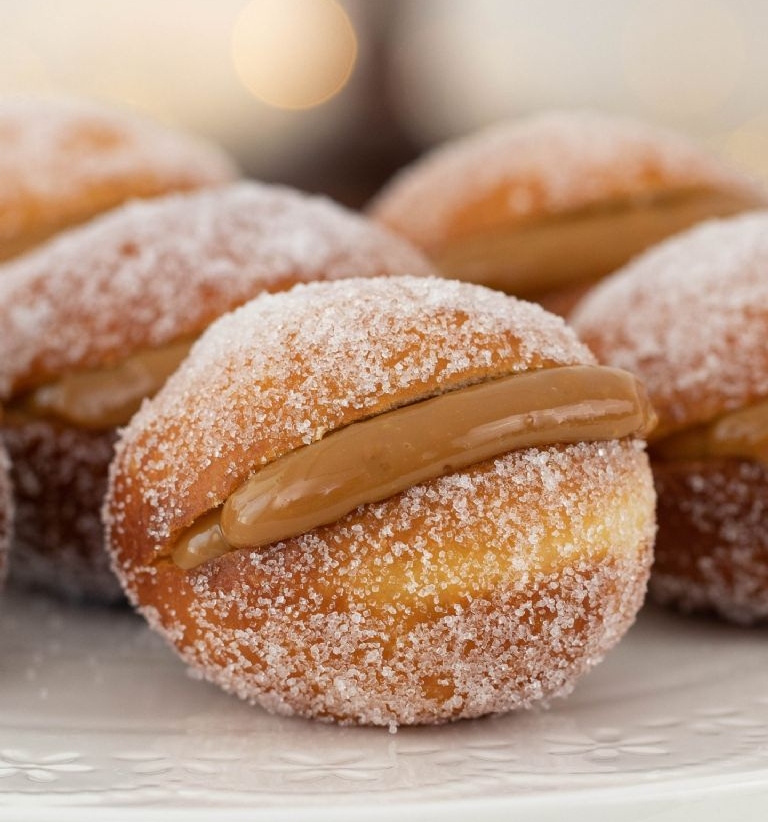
[
  {"xmin": 0, "ymin": 183, "xmax": 436, "ymax": 602},
  {"xmin": 571, "ymin": 212, "xmax": 768, "ymax": 624},
  {"xmin": 369, "ymin": 110, "xmax": 766, "ymax": 315},
  {"xmin": 105, "ymin": 276, "xmax": 656, "ymax": 727},
  {"xmin": 0, "ymin": 96, "xmax": 237, "ymax": 262}
]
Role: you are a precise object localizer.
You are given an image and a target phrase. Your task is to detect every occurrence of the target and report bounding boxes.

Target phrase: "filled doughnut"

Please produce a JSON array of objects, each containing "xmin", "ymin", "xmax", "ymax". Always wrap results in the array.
[
  {"xmin": 571, "ymin": 212, "xmax": 768, "ymax": 624},
  {"xmin": 0, "ymin": 96, "xmax": 237, "ymax": 262},
  {"xmin": 0, "ymin": 183, "xmax": 435, "ymax": 602},
  {"xmin": 105, "ymin": 276, "xmax": 656, "ymax": 727},
  {"xmin": 369, "ymin": 111, "xmax": 766, "ymax": 315}
]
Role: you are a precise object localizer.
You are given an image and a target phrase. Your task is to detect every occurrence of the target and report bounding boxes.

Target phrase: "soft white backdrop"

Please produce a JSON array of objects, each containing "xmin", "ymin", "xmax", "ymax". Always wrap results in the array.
[{"xmin": 1, "ymin": 0, "xmax": 767, "ymax": 179}]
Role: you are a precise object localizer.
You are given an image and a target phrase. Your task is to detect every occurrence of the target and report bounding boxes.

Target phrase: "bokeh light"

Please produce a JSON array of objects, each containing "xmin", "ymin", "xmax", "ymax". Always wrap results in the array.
[
  {"xmin": 2, "ymin": 0, "xmax": 768, "ymax": 189},
  {"xmin": 231, "ymin": 0, "xmax": 357, "ymax": 111}
]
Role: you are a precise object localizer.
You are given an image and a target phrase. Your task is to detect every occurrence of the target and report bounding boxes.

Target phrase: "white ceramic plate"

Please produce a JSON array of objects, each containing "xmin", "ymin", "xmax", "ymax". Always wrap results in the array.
[{"xmin": 1, "ymin": 591, "xmax": 767, "ymax": 821}]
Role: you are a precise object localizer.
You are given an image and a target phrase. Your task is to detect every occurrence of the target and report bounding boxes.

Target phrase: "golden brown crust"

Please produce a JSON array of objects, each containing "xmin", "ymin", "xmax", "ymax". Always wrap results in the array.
[
  {"xmin": 651, "ymin": 457, "xmax": 768, "ymax": 624},
  {"xmin": 129, "ymin": 497, "xmax": 653, "ymax": 726},
  {"xmin": 0, "ymin": 97, "xmax": 237, "ymax": 262},
  {"xmin": 106, "ymin": 276, "xmax": 656, "ymax": 725}
]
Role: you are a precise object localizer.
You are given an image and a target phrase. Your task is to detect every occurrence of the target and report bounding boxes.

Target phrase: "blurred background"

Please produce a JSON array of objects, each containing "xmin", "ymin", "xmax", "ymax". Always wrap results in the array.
[{"xmin": 3, "ymin": 0, "xmax": 768, "ymax": 206}]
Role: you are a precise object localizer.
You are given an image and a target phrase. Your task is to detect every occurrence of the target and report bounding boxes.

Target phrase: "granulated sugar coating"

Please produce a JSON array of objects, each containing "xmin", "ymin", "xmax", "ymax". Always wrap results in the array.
[
  {"xmin": 113, "ymin": 276, "xmax": 595, "ymax": 545},
  {"xmin": 571, "ymin": 212, "xmax": 768, "ymax": 438},
  {"xmin": 0, "ymin": 442, "xmax": 12, "ymax": 585},
  {"xmin": 0, "ymin": 181, "xmax": 435, "ymax": 398},
  {"xmin": 0, "ymin": 96, "xmax": 236, "ymax": 261},
  {"xmin": 572, "ymin": 212, "xmax": 768, "ymax": 624},
  {"xmin": 4, "ymin": 422, "xmax": 119, "ymax": 601},
  {"xmin": 0, "ymin": 184, "xmax": 433, "ymax": 603},
  {"xmin": 369, "ymin": 110, "xmax": 764, "ymax": 250},
  {"xmin": 107, "ymin": 276, "xmax": 656, "ymax": 726},
  {"xmin": 653, "ymin": 458, "xmax": 768, "ymax": 625}
]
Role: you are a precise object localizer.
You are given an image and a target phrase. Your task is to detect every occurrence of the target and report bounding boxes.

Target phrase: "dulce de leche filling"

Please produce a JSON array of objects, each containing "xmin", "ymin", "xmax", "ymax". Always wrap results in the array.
[
  {"xmin": 433, "ymin": 188, "xmax": 755, "ymax": 297},
  {"xmin": 171, "ymin": 364, "xmax": 656, "ymax": 570},
  {"xmin": 651, "ymin": 397, "xmax": 768, "ymax": 464},
  {"xmin": 8, "ymin": 340, "xmax": 193, "ymax": 429}
]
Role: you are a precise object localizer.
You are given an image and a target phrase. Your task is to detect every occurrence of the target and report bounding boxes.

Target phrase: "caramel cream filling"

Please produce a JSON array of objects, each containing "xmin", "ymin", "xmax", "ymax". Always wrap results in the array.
[
  {"xmin": 434, "ymin": 188, "xmax": 756, "ymax": 297},
  {"xmin": 9, "ymin": 340, "xmax": 192, "ymax": 429},
  {"xmin": 172, "ymin": 364, "xmax": 656, "ymax": 570},
  {"xmin": 651, "ymin": 398, "xmax": 768, "ymax": 464}
]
